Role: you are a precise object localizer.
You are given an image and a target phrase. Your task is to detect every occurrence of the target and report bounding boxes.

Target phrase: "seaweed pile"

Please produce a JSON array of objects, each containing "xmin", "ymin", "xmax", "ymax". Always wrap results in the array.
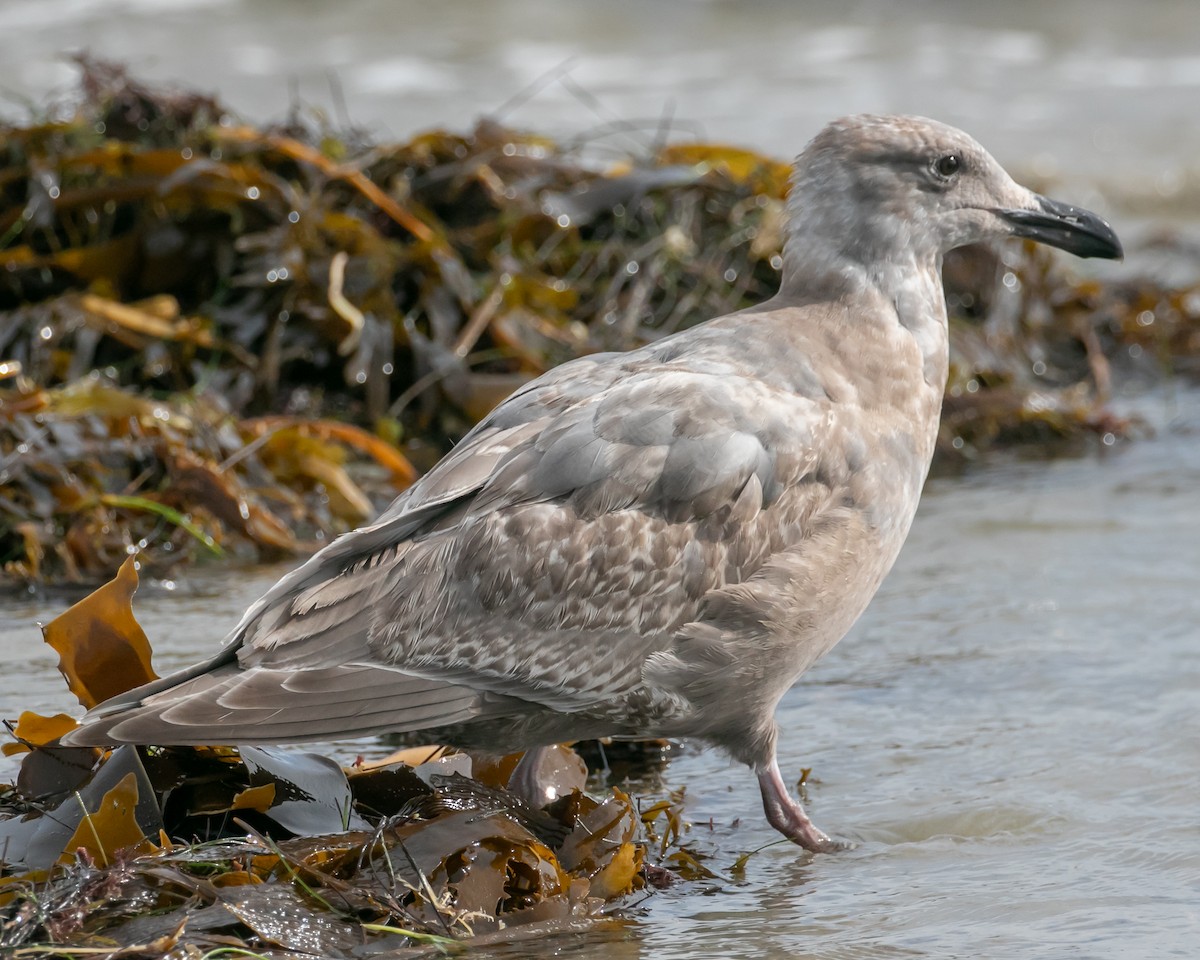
[
  {"xmin": 3, "ymin": 57, "xmax": 1200, "ymax": 586},
  {"xmin": 1, "ymin": 559, "xmax": 693, "ymax": 957}
]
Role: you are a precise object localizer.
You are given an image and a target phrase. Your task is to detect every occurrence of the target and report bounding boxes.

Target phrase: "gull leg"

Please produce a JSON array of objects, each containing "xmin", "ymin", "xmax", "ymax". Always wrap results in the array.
[
  {"xmin": 506, "ymin": 746, "xmax": 553, "ymax": 808},
  {"xmin": 756, "ymin": 755, "xmax": 849, "ymax": 853}
]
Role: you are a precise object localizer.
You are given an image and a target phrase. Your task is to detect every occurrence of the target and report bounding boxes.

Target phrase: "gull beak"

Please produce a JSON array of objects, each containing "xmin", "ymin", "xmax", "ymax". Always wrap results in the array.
[{"xmin": 997, "ymin": 195, "xmax": 1123, "ymax": 260}]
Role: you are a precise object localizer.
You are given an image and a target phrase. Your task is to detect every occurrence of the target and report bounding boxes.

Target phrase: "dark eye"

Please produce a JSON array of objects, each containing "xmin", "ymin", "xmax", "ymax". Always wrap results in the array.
[{"xmin": 934, "ymin": 153, "xmax": 962, "ymax": 179}]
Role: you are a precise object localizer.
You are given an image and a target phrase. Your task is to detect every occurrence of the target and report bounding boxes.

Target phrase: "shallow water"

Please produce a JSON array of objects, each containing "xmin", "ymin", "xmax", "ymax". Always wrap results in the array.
[
  {"xmin": 3, "ymin": 390, "xmax": 1198, "ymax": 957},
  {"xmin": 3, "ymin": 0, "xmax": 1200, "ymax": 213}
]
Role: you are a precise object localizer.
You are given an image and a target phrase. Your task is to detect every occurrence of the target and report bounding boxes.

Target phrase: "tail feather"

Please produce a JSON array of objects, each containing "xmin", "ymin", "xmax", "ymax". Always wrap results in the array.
[{"xmin": 61, "ymin": 663, "xmax": 485, "ymax": 747}]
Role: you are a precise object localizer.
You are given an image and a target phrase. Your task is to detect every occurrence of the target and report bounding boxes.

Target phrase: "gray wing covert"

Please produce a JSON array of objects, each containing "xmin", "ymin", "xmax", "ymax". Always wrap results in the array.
[
  {"xmin": 350, "ymin": 361, "xmax": 823, "ymax": 711},
  {"xmin": 249, "ymin": 354, "xmax": 821, "ymax": 697},
  {"xmin": 214, "ymin": 352, "xmax": 629, "ymax": 657}
]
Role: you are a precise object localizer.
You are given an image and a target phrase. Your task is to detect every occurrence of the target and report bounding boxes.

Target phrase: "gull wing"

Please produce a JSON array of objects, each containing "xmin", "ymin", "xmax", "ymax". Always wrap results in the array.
[{"xmin": 67, "ymin": 321, "xmax": 835, "ymax": 746}]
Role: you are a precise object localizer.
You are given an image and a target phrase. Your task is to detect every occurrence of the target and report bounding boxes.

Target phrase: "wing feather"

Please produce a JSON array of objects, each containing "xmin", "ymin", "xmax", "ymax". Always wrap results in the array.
[
  {"xmin": 69, "ymin": 326, "xmax": 834, "ymax": 745},
  {"xmin": 65, "ymin": 664, "xmax": 484, "ymax": 746}
]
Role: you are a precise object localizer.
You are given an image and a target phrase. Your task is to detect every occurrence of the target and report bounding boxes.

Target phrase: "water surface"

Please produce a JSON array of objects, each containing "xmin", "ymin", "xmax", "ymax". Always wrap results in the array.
[
  {"xmin": 2, "ymin": 0, "xmax": 1199, "ymax": 212},
  {"xmin": 3, "ymin": 391, "xmax": 1197, "ymax": 957}
]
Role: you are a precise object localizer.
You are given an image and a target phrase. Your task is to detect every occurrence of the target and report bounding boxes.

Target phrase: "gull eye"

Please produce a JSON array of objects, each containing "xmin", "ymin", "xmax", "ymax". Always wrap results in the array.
[{"xmin": 934, "ymin": 153, "xmax": 962, "ymax": 179}]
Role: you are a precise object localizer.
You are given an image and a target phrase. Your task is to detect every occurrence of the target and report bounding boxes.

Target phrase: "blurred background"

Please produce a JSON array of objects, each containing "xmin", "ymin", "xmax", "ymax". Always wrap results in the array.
[
  {"xmin": 3, "ymin": 0, "xmax": 1199, "ymax": 217},
  {"xmin": 3, "ymin": 4, "xmax": 1199, "ymax": 958}
]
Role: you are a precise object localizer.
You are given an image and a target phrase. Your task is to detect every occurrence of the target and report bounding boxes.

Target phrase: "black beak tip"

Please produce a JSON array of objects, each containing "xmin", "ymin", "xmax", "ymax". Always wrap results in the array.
[
  {"xmin": 1073, "ymin": 226, "xmax": 1123, "ymax": 262},
  {"xmin": 1068, "ymin": 212, "xmax": 1123, "ymax": 261},
  {"xmin": 1000, "ymin": 196, "xmax": 1123, "ymax": 262},
  {"xmin": 1103, "ymin": 231, "xmax": 1125, "ymax": 263}
]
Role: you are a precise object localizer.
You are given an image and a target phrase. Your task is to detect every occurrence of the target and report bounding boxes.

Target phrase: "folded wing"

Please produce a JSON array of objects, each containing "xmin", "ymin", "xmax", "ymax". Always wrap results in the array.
[{"xmin": 66, "ymin": 337, "xmax": 828, "ymax": 747}]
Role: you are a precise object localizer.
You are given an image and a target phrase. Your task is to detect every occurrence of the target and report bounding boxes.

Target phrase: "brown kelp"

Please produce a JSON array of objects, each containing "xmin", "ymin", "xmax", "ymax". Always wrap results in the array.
[
  {"xmin": 1, "ymin": 558, "xmax": 688, "ymax": 956},
  {"xmin": 3, "ymin": 58, "xmax": 1199, "ymax": 583}
]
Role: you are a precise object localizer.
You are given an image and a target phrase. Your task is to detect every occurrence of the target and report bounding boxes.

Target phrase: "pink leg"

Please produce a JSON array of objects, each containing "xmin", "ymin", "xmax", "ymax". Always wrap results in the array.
[
  {"xmin": 506, "ymin": 746, "xmax": 554, "ymax": 808},
  {"xmin": 756, "ymin": 756, "xmax": 848, "ymax": 853}
]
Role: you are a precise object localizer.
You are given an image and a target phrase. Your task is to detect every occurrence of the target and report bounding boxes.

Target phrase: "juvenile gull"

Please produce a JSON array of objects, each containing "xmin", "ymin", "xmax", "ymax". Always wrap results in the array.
[{"xmin": 65, "ymin": 115, "xmax": 1122, "ymax": 851}]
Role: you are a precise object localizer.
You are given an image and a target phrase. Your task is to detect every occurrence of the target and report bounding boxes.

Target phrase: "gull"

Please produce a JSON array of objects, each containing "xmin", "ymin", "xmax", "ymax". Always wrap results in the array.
[{"xmin": 64, "ymin": 115, "xmax": 1121, "ymax": 851}]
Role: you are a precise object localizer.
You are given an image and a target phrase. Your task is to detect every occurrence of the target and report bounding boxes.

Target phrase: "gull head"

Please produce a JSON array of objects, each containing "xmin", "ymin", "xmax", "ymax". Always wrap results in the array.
[{"xmin": 785, "ymin": 114, "xmax": 1122, "ymax": 273}]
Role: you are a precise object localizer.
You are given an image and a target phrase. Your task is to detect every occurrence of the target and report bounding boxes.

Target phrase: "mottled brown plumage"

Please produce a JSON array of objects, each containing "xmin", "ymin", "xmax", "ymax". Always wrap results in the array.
[{"xmin": 65, "ymin": 115, "xmax": 1121, "ymax": 851}]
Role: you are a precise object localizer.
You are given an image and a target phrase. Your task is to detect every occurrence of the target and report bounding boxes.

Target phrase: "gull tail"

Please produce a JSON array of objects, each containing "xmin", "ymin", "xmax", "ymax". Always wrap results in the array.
[{"xmin": 59, "ymin": 659, "xmax": 485, "ymax": 747}]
